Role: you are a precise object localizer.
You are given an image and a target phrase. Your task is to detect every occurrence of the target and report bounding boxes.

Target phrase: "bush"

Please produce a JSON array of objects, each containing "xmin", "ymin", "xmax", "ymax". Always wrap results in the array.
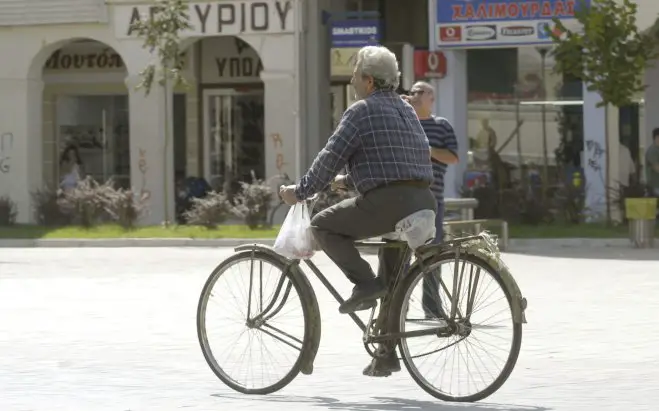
[
  {"xmin": 184, "ymin": 191, "xmax": 232, "ymax": 228},
  {"xmin": 31, "ymin": 186, "xmax": 70, "ymax": 226},
  {"xmin": 232, "ymin": 172, "xmax": 275, "ymax": 229},
  {"xmin": 552, "ymin": 183, "xmax": 586, "ymax": 224},
  {"xmin": 104, "ymin": 187, "xmax": 149, "ymax": 229},
  {"xmin": 0, "ymin": 196, "xmax": 17, "ymax": 226},
  {"xmin": 58, "ymin": 176, "xmax": 113, "ymax": 228}
]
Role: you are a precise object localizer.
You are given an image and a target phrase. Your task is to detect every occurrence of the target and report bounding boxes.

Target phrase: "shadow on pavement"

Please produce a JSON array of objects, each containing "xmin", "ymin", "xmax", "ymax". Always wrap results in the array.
[
  {"xmin": 507, "ymin": 246, "xmax": 659, "ymax": 261},
  {"xmin": 212, "ymin": 393, "xmax": 551, "ymax": 411}
]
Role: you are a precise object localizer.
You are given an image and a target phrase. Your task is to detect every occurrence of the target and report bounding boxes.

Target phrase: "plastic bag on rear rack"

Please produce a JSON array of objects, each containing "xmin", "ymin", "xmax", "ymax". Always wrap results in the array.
[{"xmin": 273, "ymin": 203, "xmax": 316, "ymax": 259}]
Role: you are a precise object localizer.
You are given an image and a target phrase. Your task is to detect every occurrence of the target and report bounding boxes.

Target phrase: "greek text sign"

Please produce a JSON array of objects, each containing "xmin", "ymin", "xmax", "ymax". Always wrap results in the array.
[
  {"xmin": 201, "ymin": 37, "xmax": 263, "ymax": 83},
  {"xmin": 435, "ymin": 0, "xmax": 590, "ymax": 48},
  {"xmin": 331, "ymin": 20, "xmax": 380, "ymax": 47},
  {"xmin": 115, "ymin": 0, "xmax": 295, "ymax": 38}
]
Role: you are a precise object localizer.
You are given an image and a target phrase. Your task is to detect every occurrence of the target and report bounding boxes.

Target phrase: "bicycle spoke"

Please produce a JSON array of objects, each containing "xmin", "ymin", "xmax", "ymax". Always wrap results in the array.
[
  {"xmin": 398, "ymin": 254, "xmax": 520, "ymax": 402},
  {"xmin": 198, "ymin": 254, "xmax": 307, "ymax": 393}
]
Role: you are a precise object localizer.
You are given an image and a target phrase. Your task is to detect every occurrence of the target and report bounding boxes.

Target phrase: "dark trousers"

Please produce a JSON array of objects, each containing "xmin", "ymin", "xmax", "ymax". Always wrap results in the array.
[{"xmin": 310, "ymin": 184, "xmax": 436, "ymax": 286}]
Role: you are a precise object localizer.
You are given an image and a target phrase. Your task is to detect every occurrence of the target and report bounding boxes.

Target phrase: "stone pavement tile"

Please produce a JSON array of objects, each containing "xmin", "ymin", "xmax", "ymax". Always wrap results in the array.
[{"xmin": 0, "ymin": 248, "xmax": 657, "ymax": 411}]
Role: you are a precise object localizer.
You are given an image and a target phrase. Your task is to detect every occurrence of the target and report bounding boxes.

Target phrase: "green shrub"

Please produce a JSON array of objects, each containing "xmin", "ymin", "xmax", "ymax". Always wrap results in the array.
[
  {"xmin": 232, "ymin": 172, "xmax": 275, "ymax": 229},
  {"xmin": 31, "ymin": 186, "xmax": 70, "ymax": 226},
  {"xmin": 184, "ymin": 191, "xmax": 232, "ymax": 228},
  {"xmin": 0, "ymin": 195, "xmax": 17, "ymax": 226},
  {"xmin": 58, "ymin": 177, "xmax": 113, "ymax": 228},
  {"xmin": 103, "ymin": 187, "xmax": 149, "ymax": 229}
]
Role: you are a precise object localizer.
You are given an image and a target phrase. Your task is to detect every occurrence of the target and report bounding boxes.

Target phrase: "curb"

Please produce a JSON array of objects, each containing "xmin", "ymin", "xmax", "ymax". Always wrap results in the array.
[
  {"xmin": 0, "ymin": 238, "xmax": 276, "ymax": 248},
  {"xmin": 0, "ymin": 237, "xmax": 654, "ymax": 249}
]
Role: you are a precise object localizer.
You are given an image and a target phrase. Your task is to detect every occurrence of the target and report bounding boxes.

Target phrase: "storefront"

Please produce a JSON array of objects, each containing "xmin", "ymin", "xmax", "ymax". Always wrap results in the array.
[
  {"xmin": 0, "ymin": 0, "xmax": 326, "ymax": 225},
  {"xmin": 425, "ymin": 0, "xmax": 622, "ymax": 217},
  {"xmin": 199, "ymin": 36, "xmax": 265, "ymax": 190}
]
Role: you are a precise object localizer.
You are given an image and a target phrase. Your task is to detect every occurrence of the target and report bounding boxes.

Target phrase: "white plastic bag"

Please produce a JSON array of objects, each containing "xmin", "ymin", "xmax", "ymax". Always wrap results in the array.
[
  {"xmin": 273, "ymin": 203, "xmax": 316, "ymax": 259},
  {"xmin": 382, "ymin": 209, "xmax": 436, "ymax": 249}
]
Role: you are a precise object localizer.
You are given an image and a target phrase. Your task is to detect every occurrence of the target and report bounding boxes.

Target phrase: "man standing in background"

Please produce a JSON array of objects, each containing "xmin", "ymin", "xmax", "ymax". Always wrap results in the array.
[
  {"xmin": 405, "ymin": 81, "xmax": 459, "ymax": 318},
  {"xmin": 646, "ymin": 128, "xmax": 659, "ymax": 198}
]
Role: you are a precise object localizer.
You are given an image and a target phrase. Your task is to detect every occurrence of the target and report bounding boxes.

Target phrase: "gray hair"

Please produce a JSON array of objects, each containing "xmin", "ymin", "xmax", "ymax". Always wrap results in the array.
[{"xmin": 354, "ymin": 46, "xmax": 400, "ymax": 90}]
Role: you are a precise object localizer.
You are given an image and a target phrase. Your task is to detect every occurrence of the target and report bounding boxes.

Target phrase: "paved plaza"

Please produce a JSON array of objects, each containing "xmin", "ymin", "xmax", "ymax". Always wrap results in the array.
[{"xmin": 0, "ymin": 246, "xmax": 658, "ymax": 411}]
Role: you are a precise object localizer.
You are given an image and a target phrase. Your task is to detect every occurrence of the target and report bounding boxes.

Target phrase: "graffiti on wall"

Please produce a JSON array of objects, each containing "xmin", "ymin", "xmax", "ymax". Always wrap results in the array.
[
  {"xmin": 585, "ymin": 139, "xmax": 605, "ymax": 183},
  {"xmin": 271, "ymin": 133, "xmax": 287, "ymax": 175},
  {"xmin": 138, "ymin": 148, "xmax": 151, "ymax": 200},
  {"xmin": 0, "ymin": 132, "xmax": 13, "ymax": 174}
]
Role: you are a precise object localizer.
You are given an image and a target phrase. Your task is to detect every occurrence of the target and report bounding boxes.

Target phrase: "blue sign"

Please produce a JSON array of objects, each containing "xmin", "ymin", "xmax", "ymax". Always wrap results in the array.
[
  {"xmin": 435, "ymin": 0, "xmax": 590, "ymax": 48},
  {"xmin": 331, "ymin": 20, "xmax": 380, "ymax": 48}
]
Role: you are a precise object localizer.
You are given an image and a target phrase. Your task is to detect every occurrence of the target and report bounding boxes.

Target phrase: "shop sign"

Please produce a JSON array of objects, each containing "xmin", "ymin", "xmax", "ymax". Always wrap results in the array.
[
  {"xmin": 330, "ymin": 47, "xmax": 359, "ymax": 77},
  {"xmin": 435, "ymin": 0, "xmax": 590, "ymax": 48},
  {"xmin": 116, "ymin": 0, "xmax": 295, "ymax": 39},
  {"xmin": 331, "ymin": 20, "xmax": 380, "ymax": 48},
  {"xmin": 43, "ymin": 44, "xmax": 124, "ymax": 72},
  {"xmin": 201, "ymin": 37, "xmax": 263, "ymax": 83},
  {"xmin": 413, "ymin": 50, "xmax": 446, "ymax": 79}
]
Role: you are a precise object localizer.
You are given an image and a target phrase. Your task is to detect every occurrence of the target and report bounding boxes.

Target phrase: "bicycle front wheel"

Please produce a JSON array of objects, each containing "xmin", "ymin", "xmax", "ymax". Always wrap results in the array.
[
  {"xmin": 390, "ymin": 252, "xmax": 522, "ymax": 402},
  {"xmin": 197, "ymin": 250, "xmax": 313, "ymax": 394}
]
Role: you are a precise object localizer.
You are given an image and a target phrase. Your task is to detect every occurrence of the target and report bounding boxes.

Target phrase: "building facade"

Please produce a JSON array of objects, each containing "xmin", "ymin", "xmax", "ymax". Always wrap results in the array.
[
  {"xmin": 2, "ymin": 0, "xmax": 657, "ymax": 226},
  {"xmin": 0, "ymin": 0, "xmax": 334, "ymax": 224}
]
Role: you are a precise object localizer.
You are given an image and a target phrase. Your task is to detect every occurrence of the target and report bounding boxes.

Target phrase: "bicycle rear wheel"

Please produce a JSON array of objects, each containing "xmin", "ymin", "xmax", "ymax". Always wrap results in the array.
[
  {"xmin": 390, "ymin": 252, "xmax": 522, "ymax": 402},
  {"xmin": 197, "ymin": 250, "xmax": 313, "ymax": 394}
]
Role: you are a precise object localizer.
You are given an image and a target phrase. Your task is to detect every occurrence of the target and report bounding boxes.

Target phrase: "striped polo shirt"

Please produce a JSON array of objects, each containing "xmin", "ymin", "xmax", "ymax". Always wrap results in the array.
[{"xmin": 419, "ymin": 116, "xmax": 458, "ymax": 204}]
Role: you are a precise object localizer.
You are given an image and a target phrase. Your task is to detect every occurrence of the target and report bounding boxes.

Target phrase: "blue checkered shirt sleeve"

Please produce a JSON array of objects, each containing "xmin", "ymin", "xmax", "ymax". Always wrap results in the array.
[{"xmin": 294, "ymin": 104, "xmax": 362, "ymax": 200}]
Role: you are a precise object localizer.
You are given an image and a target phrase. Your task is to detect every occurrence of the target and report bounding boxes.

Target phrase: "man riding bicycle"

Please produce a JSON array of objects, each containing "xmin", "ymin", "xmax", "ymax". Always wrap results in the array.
[{"xmin": 279, "ymin": 45, "xmax": 436, "ymax": 377}]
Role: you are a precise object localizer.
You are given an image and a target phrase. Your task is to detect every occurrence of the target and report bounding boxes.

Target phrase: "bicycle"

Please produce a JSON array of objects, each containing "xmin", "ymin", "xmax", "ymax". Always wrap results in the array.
[{"xmin": 196, "ymin": 198, "xmax": 528, "ymax": 402}]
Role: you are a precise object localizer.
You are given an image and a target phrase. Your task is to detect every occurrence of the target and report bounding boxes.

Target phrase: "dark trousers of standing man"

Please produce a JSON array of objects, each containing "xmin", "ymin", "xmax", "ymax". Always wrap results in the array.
[
  {"xmin": 310, "ymin": 183, "xmax": 436, "ymax": 295},
  {"xmin": 421, "ymin": 202, "xmax": 445, "ymax": 318}
]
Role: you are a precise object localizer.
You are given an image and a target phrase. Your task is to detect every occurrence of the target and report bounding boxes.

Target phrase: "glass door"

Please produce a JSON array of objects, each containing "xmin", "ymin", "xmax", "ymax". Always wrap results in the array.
[{"xmin": 203, "ymin": 89, "xmax": 264, "ymax": 191}]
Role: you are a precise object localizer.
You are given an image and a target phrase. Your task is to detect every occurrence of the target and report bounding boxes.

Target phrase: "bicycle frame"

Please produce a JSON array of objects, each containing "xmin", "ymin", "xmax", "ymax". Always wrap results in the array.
[{"xmin": 240, "ymin": 235, "xmax": 488, "ymax": 348}]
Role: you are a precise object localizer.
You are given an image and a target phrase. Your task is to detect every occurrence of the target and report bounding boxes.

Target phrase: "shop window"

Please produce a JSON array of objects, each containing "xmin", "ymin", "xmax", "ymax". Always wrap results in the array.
[
  {"xmin": 56, "ymin": 95, "xmax": 130, "ymax": 189},
  {"xmin": 466, "ymin": 46, "xmax": 585, "ymax": 214},
  {"xmin": 204, "ymin": 90, "xmax": 265, "ymax": 191},
  {"xmin": 467, "ymin": 48, "xmax": 518, "ymax": 101}
]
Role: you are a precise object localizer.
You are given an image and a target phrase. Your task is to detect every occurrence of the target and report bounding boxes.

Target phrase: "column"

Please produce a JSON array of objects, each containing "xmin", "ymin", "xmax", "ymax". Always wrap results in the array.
[
  {"xmin": 582, "ymin": 84, "xmax": 607, "ymax": 221},
  {"xmin": 125, "ymin": 74, "xmax": 175, "ymax": 225},
  {"xmin": 301, "ymin": 0, "xmax": 331, "ymax": 169},
  {"xmin": 433, "ymin": 50, "xmax": 468, "ymax": 199},
  {"xmin": 260, "ymin": 71, "xmax": 299, "ymax": 181},
  {"xmin": 0, "ymin": 77, "xmax": 44, "ymax": 223}
]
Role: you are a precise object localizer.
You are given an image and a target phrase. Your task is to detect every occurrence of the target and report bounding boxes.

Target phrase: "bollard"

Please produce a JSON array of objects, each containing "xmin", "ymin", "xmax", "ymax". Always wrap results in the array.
[
  {"xmin": 625, "ymin": 198, "xmax": 657, "ymax": 249},
  {"xmin": 629, "ymin": 219, "xmax": 655, "ymax": 248}
]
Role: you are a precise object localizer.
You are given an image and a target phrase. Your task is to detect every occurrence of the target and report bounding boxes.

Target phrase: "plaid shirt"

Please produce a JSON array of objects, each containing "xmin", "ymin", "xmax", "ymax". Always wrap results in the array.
[{"xmin": 295, "ymin": 90, "xmax": 433, "ymax": 200}]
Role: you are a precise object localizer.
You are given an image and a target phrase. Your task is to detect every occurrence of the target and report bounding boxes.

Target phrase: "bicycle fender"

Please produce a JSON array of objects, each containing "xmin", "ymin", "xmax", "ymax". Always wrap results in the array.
[
  {"xmin": 234, "ymin": 244, "xmax": 323, "ymax": 375},
  {"xmin": 463, "ymin": 247, "xmax": 527, "ymax": 325}
]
